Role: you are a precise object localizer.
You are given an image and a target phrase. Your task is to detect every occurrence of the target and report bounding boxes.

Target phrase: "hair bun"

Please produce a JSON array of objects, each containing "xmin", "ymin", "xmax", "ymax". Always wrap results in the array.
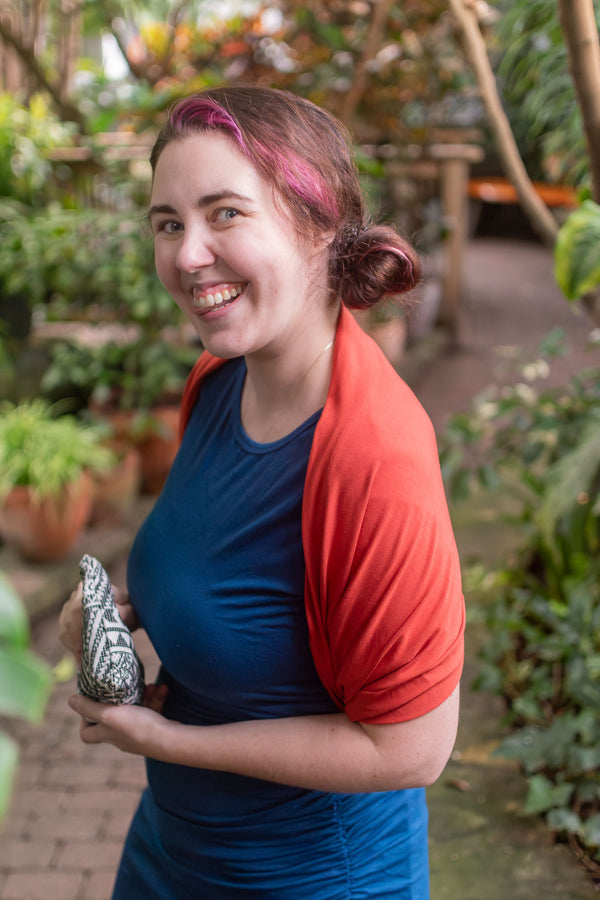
[{"xmin": 331, "ymin": 224, "xmax": 422, "ymax": 310}]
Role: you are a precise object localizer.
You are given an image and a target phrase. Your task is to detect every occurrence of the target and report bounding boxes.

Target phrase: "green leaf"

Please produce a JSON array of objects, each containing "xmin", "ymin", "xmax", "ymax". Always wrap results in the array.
[
  {"xmin": 581, "ymin": 814, "xmax": 600, "ymax": 848},
  {"xmin": 0, "ymin": 572, "xmax": 29, "ymax": 648},
  {"xmin": 0, "ymin": 646, "xmax": 52, "ymax": 721},
  {"xmin": 0, "ymin": 732, "xmax": 18, "ymax": 821},
  {"xmin": 546, "ymin": 807, "xmax": 582, "ymax": 835},
  {"xmin": 524, "ymin": 774, "xmax": 574, "ymax": 814},
  {"xmin": 554, "ymin": 200, "xmax": 600, "ymax": 300},
  {"xmin": 537, "ymin": 417, "xmax": 600, "ymax": 544}
]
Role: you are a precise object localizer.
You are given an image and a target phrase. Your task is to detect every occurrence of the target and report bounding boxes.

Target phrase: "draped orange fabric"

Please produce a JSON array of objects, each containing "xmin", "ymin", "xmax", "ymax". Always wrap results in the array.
[{"xmin": 179, "ymin": 306, "xmax": 465, "ymax": 724}]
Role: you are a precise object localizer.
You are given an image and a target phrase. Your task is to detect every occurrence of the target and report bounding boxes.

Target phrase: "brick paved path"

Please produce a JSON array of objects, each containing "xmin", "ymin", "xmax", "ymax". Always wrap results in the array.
[{"xmin": 0, "ymin": 596, "xmax": 158, "ymax": 900}]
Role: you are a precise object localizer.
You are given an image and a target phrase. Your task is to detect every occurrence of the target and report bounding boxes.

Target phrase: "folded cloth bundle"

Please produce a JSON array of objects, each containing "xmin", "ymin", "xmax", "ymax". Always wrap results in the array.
[{"xmin": 77, "ymin": 554, "xmax": 145, "ymax": 705}]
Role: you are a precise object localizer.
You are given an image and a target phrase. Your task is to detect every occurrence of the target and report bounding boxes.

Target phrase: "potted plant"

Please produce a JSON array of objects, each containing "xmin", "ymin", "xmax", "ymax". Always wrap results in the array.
[
  {"xmin": 41, "ymin": 338, "xmax": 198, "ymax": 494},
  {"xmin": 0, "ymin": 400, "xmax": 116, "ymax": 562}
]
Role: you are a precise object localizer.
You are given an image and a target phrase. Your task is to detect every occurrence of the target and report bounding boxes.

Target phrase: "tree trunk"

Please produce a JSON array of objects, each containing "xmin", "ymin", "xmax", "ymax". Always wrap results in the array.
[
  {"xmin": 448, "ymin": 0, "xmax": 559, "ymax": 247},
  {"xmin": 557, "ymin": 0, "xmax": 600, "ymax": 204},
  {"xmin": 340, "ymin": 0, "xmax": 395, "ymax": 126},
  {"xmin": 0, "ymin": 14, "xmax": 86, "ymax": 129}
]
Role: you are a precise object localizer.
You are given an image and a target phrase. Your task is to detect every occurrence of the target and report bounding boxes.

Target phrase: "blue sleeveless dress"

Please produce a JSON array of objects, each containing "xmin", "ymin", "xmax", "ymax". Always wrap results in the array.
[{"xmin": 112, "ymin": 359, "xmax": 429, "ymax": 899}]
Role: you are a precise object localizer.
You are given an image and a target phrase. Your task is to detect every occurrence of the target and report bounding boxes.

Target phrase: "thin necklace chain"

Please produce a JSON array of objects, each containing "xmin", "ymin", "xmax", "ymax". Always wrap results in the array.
[
  {"xmin": 242, "ymin": 337, "xmax": 335, "ymax": 440},
  {"xmin": 286, "ymin": 338, "xmax": 334, "ymax": 407}
]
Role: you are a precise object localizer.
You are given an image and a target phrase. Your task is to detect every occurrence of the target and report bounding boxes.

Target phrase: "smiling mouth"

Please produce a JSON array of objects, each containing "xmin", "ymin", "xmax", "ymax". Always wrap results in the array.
[{"xmin": 192, "ymin": 284, "xmax": 245, "ymax": 312}]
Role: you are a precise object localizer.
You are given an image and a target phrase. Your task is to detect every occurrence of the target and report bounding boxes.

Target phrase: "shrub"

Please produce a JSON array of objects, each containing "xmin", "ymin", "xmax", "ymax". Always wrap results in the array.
[
  {"xmin": 440, "ymin": 339, "xmax": 600, "ymax": 866},
  {"xmin": 0, "ymin": 94, "xmax": 77, "ymax": 205},
  {"xmin": 0, "ymin": 201, "xmax": 174, "ymax": 329}
]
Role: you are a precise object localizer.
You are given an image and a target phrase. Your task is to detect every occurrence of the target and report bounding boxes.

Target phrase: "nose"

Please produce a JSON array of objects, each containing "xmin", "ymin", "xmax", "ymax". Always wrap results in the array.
[{"xmin": 176, "ymin": 226, "xmax": 217, "ymax": 273}]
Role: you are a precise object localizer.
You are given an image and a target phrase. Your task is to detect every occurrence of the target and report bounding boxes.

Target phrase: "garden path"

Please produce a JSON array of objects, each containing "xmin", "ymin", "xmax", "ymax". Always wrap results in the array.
[{"xmin": 1, "ymin": 236, "xmax": 599, "ymax": 899}]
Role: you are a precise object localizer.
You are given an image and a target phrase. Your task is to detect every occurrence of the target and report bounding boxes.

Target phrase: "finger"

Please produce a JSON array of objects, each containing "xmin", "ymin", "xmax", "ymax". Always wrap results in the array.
[
  {"xmin": 68, "ymin": 693, "xmax": 107, "ymax": 723},
  {"xmin": 59, "ymin": 583, "xmax": 82, "ymax": 622},
  {"xmin": 58, "ymin": 586, "xmax": 83, "ymax": 662},
  {"xmin": 64, "ymin": 582, "xmax": 83, "ymax": 608},
  {"xmin": 79, "ymin": 717, "xmax": 106, "ymax": 744},
  {"xmin": 113, "ymin": 586, "xmax": 127, "ymax": 605}
]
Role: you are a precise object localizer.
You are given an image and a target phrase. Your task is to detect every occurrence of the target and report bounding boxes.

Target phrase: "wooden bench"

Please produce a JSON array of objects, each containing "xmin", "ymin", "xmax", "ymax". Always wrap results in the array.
[{"xmin": 468, "ymin": 177, "xmax": 578, "ymax": 209}]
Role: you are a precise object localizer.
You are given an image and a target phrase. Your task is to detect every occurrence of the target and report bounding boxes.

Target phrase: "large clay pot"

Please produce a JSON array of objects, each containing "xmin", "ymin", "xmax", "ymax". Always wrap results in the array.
[
  {"xmin": 135, "ymin": 406, "xmax": 180, "ymax": 495},
  {"xmin": 0, "ymin": 471, "xmax": 94, "ymax": 563},
  {"xmin": 93, "ymin": 405, "xmax": 180, "ymax": 496},
  {"xmin": 90, "ymin": 443, "xmax": 142, "ymax": 525}
]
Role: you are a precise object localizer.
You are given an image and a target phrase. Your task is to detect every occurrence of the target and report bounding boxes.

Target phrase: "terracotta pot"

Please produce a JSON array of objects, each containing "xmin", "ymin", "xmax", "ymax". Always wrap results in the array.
[
  {"xmin": 0, "ymin": 471, "xmax": 94, "ymax": 563},
  {"xmin": 135, "ymin": 406, "xmax": 180, "ymax": 495},
  {"xmin": 90, "ymin": 444, "xmax": 142, "ymax": 525},
  {"xmin": 91, "ymin": 404, "xmax": 180, "ymax": 495}
]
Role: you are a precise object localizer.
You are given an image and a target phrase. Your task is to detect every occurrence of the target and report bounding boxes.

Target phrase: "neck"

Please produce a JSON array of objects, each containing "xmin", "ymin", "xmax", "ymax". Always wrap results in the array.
[{"xmin": 241, "ymin": 317, "xmax": 338, "ymax": 444}]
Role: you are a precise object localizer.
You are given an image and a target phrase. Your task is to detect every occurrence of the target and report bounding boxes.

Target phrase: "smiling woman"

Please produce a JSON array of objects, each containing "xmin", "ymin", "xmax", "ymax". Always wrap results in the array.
[{"xmin": 60, "ymin": 85, "xmax": 465, "ymax": 900}]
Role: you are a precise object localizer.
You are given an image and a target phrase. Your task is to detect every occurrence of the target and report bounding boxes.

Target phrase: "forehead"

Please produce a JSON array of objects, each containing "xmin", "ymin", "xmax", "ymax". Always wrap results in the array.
[{"xmin": 150, "ymin": 131, "xmax": 267, "ymax": 202}]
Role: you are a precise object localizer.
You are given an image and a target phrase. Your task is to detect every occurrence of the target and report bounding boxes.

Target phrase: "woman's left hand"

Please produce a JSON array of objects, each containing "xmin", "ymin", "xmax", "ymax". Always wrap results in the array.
[{"xmin": 68, "ymin": 683, "xmax": 172, "ymax": 758}]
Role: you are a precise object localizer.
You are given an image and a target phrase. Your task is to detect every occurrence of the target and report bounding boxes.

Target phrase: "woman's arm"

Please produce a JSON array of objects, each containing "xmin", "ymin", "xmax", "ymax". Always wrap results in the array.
[{"xmin": 68, "ymin": 685, "xmax": 459, "ymax": 793}]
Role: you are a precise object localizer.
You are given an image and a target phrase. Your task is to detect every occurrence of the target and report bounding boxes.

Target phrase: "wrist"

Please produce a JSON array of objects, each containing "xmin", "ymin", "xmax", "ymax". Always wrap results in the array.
[{"xmin": 156, "ymin": 719, "xmax": 187, "ymax": 764}]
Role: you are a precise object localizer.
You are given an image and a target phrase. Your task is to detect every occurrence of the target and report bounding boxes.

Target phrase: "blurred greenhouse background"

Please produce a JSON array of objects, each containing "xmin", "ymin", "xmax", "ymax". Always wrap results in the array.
[{"xmin": 1, "ymin": 1, "xmax": 600, "ymax": 890}]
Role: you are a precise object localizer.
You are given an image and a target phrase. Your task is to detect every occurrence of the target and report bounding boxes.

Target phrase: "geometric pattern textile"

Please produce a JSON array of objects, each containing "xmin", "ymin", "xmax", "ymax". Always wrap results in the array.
[{"xmin": 77, "ymin": 554, "xmax": 145, "ymax": 705}]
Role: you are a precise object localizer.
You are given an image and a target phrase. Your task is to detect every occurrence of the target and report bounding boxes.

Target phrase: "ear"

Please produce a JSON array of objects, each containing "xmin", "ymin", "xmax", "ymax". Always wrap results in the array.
[{"xmin": 319, "ymin": 228, "xmax": 337, "ymax": 248}]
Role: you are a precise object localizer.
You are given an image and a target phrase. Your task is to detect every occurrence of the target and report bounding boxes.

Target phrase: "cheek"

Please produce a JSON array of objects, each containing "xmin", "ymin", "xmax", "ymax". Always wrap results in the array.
[{"xmin": 154, "ymin": 244, "xmax": 176, "ymax": 288}]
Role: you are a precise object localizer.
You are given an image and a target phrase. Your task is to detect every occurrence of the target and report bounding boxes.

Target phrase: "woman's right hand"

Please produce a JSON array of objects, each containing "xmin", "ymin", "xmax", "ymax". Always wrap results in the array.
[
  {"xmin": 113, "ymin": 587, "xmax": 140, "ymax": 633},
  {"xmin": 58, "ymin": 583, "xmax": 83, "ymax": 665}
]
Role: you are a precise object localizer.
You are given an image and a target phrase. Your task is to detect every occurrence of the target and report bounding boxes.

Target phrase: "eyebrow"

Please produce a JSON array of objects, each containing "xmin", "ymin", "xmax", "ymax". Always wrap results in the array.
[{"xmin": 147, "ymin": 191, "xmax": 254, "ymax": 220}]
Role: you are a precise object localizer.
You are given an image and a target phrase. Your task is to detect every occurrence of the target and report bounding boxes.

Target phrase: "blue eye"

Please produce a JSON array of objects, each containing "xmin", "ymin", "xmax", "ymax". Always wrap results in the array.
[{"xmin": 216, "ymin": 208, "xmax": 239, "ymax": 222}]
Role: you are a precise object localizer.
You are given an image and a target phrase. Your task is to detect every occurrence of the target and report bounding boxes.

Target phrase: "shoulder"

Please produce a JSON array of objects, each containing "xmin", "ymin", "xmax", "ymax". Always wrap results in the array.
[{"xmin": 308, "ymin": 307, "xmax": 441, "ymax": 508}]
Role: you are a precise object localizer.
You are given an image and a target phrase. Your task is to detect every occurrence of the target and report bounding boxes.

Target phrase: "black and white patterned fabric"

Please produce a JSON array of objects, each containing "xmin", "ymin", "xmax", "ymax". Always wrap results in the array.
[{"xmin": 78, "ymin": 554, "xmax": 145, "ymax": 705}]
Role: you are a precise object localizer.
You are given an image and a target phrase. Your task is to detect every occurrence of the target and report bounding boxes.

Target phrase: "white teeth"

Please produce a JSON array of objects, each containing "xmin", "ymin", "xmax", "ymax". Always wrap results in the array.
[{"xmin": 192, "ymin": 285, "xmax": 243, "ymax": 309}]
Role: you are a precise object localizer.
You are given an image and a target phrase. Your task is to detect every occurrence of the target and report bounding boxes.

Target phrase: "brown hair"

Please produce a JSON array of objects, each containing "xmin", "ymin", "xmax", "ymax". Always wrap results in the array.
[{"xmin": 151, "ymin": 85, "xmax": 421, "ymax": 308}]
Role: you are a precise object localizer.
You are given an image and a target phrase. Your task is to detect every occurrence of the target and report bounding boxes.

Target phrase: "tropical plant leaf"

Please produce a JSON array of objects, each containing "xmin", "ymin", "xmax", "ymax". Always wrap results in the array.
[
  {"xmin": 546, "ymin": 806, "xmax": 582, "ymax": 835},
  {"xmin": 0, "ymin": 572, "xmax": 29, "ymax": 649},
  {"xmin": 581, "ymin": 814, "xmax": 600, "ymax": 848},
  {"xmin": 0, "ymin": 732, "xmax": 18, "ymax": 821},
  {"xmin": 0, "ymin": 646, "xmax": 52, "ymax": 721},
  {"xmin": 536, "ymin": 417, "xmax": 600, "ymax": 543},
  {"xmin": 554, "ymin": 200, "xmax": 600, "ymax": 300},
  {"xmin": 524, "ymin": 774, "xmax": 574, "ymax": 814}
]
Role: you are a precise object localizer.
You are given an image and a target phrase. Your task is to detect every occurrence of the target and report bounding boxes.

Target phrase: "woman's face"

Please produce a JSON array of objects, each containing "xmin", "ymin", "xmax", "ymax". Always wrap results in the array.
[{"xmin": 149, "ymin": 131, "xmax": 331, "ymax": 361}]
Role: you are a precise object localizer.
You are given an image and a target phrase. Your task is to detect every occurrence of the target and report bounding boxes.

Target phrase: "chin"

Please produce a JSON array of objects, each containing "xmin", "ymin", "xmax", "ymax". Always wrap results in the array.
[{"xmin": 197, "ymin": 334, "xmax": 246, "ymax": 360}]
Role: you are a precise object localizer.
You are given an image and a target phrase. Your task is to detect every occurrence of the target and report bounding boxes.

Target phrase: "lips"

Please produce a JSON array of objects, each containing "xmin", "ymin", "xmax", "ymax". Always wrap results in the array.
[{"xmin": 192, "ymin": 283, "xmax": 245, "ymax": 311}]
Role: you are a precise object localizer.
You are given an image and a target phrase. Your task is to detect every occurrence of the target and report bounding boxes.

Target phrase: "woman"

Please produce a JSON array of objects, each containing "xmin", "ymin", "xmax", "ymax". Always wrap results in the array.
[{"xmin": 61, "ymin": 85, "xmax": 465, "ymax": 899}]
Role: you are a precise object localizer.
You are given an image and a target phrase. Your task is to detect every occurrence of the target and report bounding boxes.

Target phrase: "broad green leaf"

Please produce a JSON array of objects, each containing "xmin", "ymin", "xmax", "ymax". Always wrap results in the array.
[
  {"xmin": 536, "ymin": 418, "xmax": 600, "ymax": 544},
  {"xmin": 581, "ymin": 814, "xmax": 600, "ymax": 848},
  {"xmin": 546, "ymin": 807, "xmax": 582, "ymax": 835},
  {"xmin": 554, "ymin": 200, "xmax": 600, "ymax": 300},
  {"xmin": 0, "ymin": 573, "xmax": 29, "ymax": 649},
  {"xmin": 524, "ymin": 774, "xmax": 574, "ymax": 814},
  {"xmin": 0, "ymin": 646, "xmax": 52, "ymax": 721},
  {"xmin": 0, "ymin": 732, "xmax": 18, "ymax": 821}
]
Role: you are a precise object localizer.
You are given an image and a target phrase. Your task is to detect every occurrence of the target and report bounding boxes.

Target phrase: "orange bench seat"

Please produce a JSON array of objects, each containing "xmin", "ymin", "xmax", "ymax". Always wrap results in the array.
[{"xmin": 468, "ymin": 177, "xmax": 578, "ymax": 208}]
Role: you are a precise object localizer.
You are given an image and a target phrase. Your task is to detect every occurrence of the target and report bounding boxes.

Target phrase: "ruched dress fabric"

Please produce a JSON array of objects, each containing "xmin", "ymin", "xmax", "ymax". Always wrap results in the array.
[{"xmin": 112, "ymin": 358, "xmax": 430, "ymax": 899}]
